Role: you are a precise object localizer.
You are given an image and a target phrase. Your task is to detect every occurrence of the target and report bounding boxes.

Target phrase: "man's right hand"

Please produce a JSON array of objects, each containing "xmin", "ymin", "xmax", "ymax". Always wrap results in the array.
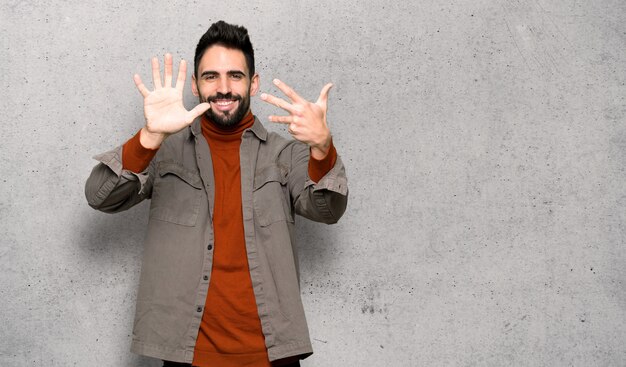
[{"xmin": 133, "ymin": 53, "xmax": 210, "ymax": 149}]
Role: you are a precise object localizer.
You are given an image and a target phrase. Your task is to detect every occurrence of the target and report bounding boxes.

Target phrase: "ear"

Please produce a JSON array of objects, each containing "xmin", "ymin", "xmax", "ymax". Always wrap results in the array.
[
  {"xmin": 249, "ymin": 73, "xmax": 260, "ymax": 97},
  {"xmin": 191, "ymin": 74, "xmax": 199, "ymax": 97}
]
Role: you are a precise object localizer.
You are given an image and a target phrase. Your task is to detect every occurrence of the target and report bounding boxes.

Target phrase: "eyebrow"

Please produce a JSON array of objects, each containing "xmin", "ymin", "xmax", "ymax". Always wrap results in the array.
[{"xmin": 200, "ymin": 70, "xmax": 246, "ymax": 78}]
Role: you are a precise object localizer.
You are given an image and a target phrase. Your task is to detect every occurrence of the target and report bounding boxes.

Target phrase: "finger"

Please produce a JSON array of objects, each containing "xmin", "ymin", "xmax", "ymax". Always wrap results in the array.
[
  {"xmin": 133, "ymin": 74, "xmax": 149, "ymax": 98},
  {"xmin": 268, "ymin": 114, "xmax": 295, "ymax": 124},
  {"xmin": 316, "ymin": 83, "xmax": 333, "ymax": 106},
  {"xmin": 151, "ymin": 57, "xmax": 162, "ymax": 89},
  {"xmin": 287, "ymin": 123, "xmax": 296, "ymax": 135},
  {"xmin": 273, "ymin": 79, "xmax": 304, "ymax": 103},
  {"xmin": 188, "ymin": 102, "xmax": 211, "ymax": 120},
  {"xmin": 164, "ymin": 53, "xmax": 173, "ymax": 87},
  {"xmin": 175, "ymin": 59, "xmax": 187, "ymax": 91},
  {"xmin": 260, "ymin": 93, "xmax": 298, "ymax": 115}
]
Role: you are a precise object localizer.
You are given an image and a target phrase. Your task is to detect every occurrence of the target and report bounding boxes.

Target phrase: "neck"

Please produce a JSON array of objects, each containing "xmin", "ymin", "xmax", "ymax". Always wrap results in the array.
[{"xmin": 201, "ymin": 111, "xmax": 255, "ymax": 143}]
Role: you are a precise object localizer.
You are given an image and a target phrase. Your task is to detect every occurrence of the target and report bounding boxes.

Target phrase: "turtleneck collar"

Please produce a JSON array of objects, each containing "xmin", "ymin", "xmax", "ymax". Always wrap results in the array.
[{"xmin": 201, "ymin": 111, "xmax": 255, "ymax": 144}]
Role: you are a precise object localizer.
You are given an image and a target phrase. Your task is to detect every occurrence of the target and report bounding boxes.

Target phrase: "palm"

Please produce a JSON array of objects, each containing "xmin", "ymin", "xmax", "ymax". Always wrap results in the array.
[
  {"xmin": 134, "ymin": 54, "xmax": 209, "ymax": 136},
  {"xmin": 143, "ymin": 88, "xmax": 190, "ymax": 134}
]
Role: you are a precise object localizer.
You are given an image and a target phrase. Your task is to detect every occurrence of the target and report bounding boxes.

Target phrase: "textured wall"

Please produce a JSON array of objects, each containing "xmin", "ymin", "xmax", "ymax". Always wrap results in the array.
[{"xmin": 1, "ymin": 0, "xmax": 624, "ymax": 366}]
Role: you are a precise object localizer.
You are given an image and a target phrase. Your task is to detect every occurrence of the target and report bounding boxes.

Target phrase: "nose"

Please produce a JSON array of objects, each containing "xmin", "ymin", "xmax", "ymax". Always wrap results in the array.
[{"xmin": 217, "ymin": 77, "xmax": 231, "ymax": 95}]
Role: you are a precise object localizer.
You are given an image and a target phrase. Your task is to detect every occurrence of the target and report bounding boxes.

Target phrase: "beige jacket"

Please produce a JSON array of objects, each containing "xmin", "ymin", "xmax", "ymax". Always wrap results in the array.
[{"xmin": 84, "ymin": 117, "xmax": 348, "ymax": 363}]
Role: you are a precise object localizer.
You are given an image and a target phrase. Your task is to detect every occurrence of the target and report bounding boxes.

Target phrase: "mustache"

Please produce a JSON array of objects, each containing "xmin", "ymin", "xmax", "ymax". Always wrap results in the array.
[{"xmin": 205, "ymin": 92, "xmax": 242, "ymax": 103}]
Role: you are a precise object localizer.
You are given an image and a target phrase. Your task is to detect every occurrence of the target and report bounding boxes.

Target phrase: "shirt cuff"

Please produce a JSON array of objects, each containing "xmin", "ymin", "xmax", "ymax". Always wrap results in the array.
[
  {"xmin": 122, "ymin": 128, "xmax": 158, "ymax": 173},
  {"xmin": 308, "ymin": 139, "xmax": 337, "ymax": 183}
]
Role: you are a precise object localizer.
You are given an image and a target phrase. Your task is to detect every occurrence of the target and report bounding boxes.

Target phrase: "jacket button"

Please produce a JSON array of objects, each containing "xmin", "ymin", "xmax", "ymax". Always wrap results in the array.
[
  {"xmin": 207, "ymin": 244, "xmax": 213, "ymax": 250},
  {"xmin": 197, "ymin": 306, "xmax": 202, "ymax": 312},
  {"xmin": 203, "ymin": 275, "xmax": 209, "ymax": 281}
]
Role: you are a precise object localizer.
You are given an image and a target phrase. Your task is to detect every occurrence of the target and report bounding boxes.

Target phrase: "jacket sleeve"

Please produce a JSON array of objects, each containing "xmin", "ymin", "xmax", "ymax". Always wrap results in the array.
[
  {"xmin": 288, "ymin": 142, "xmax": 348, "ymax": 224},
  {"xmin": 84, "ymin": 144, "xmax": 156, "ymax": 213}
]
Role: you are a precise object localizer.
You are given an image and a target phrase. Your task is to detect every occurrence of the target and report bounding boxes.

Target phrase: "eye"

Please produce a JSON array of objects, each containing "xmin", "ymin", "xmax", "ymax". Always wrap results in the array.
[
  {"xmin": 203, "ymin": 74, "xmax": 217, "ymax": 81},
  {"xmin": 231, "ymin": 73, "xmax": 244, "ymax": 80}
]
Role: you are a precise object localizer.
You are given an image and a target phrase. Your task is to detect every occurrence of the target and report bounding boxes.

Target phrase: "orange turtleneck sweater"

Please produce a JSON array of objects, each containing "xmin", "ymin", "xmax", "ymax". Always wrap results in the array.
[{"xmin": 121, "ymin": 113, "xmax": 336, "ymax": 366}]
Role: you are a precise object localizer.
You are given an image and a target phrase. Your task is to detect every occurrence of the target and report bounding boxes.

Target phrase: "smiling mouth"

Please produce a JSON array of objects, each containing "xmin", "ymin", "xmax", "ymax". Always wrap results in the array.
[{"xmin": 211, "ymin": 99, "xmax": 238, "ymax": 112}]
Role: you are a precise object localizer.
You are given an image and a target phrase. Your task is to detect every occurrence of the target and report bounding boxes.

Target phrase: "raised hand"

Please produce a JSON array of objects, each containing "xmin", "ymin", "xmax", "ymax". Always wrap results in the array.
[
  {"xmin": 133, "ymin": 53, "xmax": 210, "ymax": 148},
  {"xmin": 260, "ymin": 79, "xmax": 333, "ymax": 159}
]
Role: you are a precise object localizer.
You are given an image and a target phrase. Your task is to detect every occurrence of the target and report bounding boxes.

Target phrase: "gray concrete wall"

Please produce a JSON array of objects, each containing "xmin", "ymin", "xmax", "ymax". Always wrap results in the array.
[{"xmin": 1, "ymin": 1, "xmax": 624, "ymax": 366}]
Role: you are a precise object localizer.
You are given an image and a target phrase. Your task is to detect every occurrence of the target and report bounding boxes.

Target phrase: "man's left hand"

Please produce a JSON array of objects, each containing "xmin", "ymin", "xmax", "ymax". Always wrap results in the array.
[{"xmin": 261, "ymin": 79, "xmax": 333, "ymax": 159}]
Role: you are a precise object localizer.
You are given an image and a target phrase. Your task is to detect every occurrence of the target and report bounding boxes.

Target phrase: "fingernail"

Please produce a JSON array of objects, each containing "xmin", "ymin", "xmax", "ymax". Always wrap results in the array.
[
  {"xmin": 260, "ymin": 93, "xmax": 267, "ymax": 99},
  {"xmin": 273, "ymin": 79, "xmax": 280, "ymax": 85}
]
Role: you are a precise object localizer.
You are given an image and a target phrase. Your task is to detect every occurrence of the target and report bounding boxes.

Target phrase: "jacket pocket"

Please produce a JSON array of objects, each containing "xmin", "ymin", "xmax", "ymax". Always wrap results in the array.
[
  {"xmin": 150, "ymin": 161, "xmax": 203, "ymax": 227},
  {"xmin": 253, "ymin": 165, "xmax": 294, "ymax": 227}
]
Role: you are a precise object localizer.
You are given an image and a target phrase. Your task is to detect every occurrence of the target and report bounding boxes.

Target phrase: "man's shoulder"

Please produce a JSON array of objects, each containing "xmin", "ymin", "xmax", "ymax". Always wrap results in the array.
[
  {"xmin": 158, "ymin": 126, "xmax": 193, "ymax": 152},
  {"xmin": 252, "ymin": 130, "xmax": 310, "ymax": 172},
  {"xmin": 250, "ymin": 116, "xmax": 305, "ymax": 153},
  {"xmin": 260, "ymin": 131, "xmax": 308, "ymax": 158},
  {"xmin": 264, "ymin": 131, "xmax": 307, "ymax": 152},
  {"xmin": 152, "ymin": 126, "xmax": 194, "ymax": 164}
]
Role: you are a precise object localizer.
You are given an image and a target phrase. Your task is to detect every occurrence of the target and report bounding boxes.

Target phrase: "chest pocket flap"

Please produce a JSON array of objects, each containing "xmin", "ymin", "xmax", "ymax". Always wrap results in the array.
[
  {"xmin": 158, "ymin": 161, "xmax": 203, "ymax": 189},
  {"xmin": 254, "ymin": 164, "xmax": 288, "ymax": 190},
  {"xmin": 150, "ymin": 161, "xmax": 203, "ymax": 226},
  {"xmin": 253, "ymin": 165, "xmax": 293, "ymax": 226}
]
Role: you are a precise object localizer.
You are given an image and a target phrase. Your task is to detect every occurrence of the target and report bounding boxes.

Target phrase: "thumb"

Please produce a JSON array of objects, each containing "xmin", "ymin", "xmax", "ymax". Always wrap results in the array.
[
  {"xmin": 316, "ymin": 83, "xmax": 333, "ymax": 106},
  {"xmin": 189, "ymin": 102, "xmax": 211, "ymax": 120}
]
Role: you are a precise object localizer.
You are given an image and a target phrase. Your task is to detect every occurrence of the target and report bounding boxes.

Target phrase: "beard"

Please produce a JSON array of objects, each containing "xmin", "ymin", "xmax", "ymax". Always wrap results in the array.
[{"xmin": 201, "ymin": 91, "xmax": 250, "ymax": 128}]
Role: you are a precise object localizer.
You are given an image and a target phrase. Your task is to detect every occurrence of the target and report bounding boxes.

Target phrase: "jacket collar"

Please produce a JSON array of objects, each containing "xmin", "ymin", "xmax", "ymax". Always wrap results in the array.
[{"xmin": 190, "ymin": 114, "xmax": 267, "ymax": 142}]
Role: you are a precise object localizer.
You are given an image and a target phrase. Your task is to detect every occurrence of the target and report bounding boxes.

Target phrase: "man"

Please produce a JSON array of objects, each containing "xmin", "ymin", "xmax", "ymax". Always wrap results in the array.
[{"xmin": 85, "ymin": 21, "xmax": 348, "ymax": 367}]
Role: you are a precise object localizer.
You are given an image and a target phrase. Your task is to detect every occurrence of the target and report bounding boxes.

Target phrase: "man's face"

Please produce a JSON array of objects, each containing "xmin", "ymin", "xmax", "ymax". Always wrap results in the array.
[{"xmin": 192, "ymin": 45, "xmax": 259, "ymax": 127}]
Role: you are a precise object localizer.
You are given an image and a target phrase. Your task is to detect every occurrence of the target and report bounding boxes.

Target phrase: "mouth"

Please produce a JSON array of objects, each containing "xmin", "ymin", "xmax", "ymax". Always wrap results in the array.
[{"xmin": 209, "ymin": 97, "xmax": 240, "ymax": 113}]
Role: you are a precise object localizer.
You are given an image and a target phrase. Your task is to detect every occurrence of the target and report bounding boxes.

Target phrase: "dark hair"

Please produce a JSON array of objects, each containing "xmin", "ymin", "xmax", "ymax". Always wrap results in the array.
[{"xmin": 194, "ymin": 20, "xmax": 255, "ymax": 78}]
